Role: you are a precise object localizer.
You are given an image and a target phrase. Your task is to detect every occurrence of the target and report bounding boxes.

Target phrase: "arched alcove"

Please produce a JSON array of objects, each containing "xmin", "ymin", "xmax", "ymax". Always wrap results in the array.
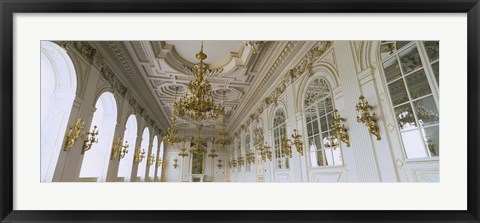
[
  {"xmin": 41, "ymin": 41, "xmax": 77, "ymax": 182},
  {"xmin": 118, "ymin": 114, "xmax": 137, "ymax": 181},
  {"xmin": 79, "ymin": 92, "xmax": 117, "ymax": 182}
]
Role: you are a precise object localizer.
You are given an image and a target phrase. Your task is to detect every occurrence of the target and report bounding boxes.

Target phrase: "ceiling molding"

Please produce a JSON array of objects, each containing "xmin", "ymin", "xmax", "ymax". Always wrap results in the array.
[
  {"xmin": 92, "ymin": 41, "xmax": 170, "ymax": 131},
  {"xmin": 112, "ymin": 41, "xmax": 274, "ymax": 131},
  {"xmin": 152, "ymin": 41, "xmax": 256, "ymax": 78},
  {"xmin": 226, "ymin": 41, "xmax": 310, "ymax": 133}
]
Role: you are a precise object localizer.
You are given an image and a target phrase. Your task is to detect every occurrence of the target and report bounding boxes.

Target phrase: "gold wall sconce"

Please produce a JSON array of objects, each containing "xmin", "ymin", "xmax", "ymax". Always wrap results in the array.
[
  {"xmin": 134, "ymin": 147, "xmax": 146, "ymax": 163},
  {"xmin": 262, "ymin": 142, "xmax": 272, "ymax": 161},
  {"xmin": 291, "ymin": 129, "xmax": 304, "ymax": 156},
  {"xmin": 173, "ymin": 158, "xmax": 178, "ymax": 169},
  {"xmin": 119, "ymin": 141, "xmax": 129, "ymax": 160},
  {"xmin": 64, "ymin": 118, "xmax": 85, "ymax": 151},
  {"xmin": 110, "ymin": 138, "xmax": 121, "ymax": 160},
  {"xmin": 178, "ymin": 146, "xmax": 189, "ymax": 157},
  {"xmin": 156, "ymin": 157, "xmax": 163, "ymax": 168},
  {"xmin": 217, "ymin": 159, "xmax": 223, "ymax": 169},
  {"xmin": 246, "ymin": 152, "xmax": 255, "ymax": 164},
  {"xmin": 111, "ymin": 138, "xmax": 129, "ymax": 160},
  {"xmin": 331, "ymin": 109, "xmax": 351, "ymax": 147},
  {"xmin": 237, "ymin": 157, "xmax": 245, "ymax": 167},
  {"xmin": 282, "ymin": 133, "xmax": 293, "ymax": 158},
  {"xmin": 82, "ymin": 125, "xmax": 99, "ymax": 154},
  {"xmin": 147, "ymin": 153, "xmax": 156, "ymax": 167},
  {"xmin": 257, "ymin": 144, "xmax": 266, "ymax": 161},
  {"xmin": 227, "ymin": 161, "xmax": 232, "ymax": 168},
  {"xmin": 231, "ymin": 159, "xmax": 237, "ymax": 168},
  {"xmin": 356, "ymin": 96, "xmax": 381, "ymax": 140},
  {"xmin": 208, "ymin": 149, "xmax": 218, "ymax": 159}
]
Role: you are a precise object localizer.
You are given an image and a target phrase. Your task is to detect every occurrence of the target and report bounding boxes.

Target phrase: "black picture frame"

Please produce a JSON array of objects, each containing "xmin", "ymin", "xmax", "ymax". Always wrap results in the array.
[{"xmin": 1, "ymin": 0, "xmax": 479, "ymax": 222}]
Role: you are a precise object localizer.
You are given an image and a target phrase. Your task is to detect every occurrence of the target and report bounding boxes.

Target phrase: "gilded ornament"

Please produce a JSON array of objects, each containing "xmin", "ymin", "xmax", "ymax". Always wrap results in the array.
[
  {"xmin": 356, "ymin": 96, "xmax": 381, "ymax": 140},
  {"xmin": 331, "ymin": 109, "xmax": 351, "ymax": 147},
  {"xmin": 82, "ymin": 125, "xmax": 99, "ymax": 154},
  {"xmin": 64, "ymin": 118, "xmax": 85, "ymax": 151}
]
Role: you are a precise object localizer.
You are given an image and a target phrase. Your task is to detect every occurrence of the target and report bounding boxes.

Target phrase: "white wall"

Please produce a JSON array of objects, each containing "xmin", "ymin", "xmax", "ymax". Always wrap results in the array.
[
  {"xmin": 43, "ymin": 41, "xmax": 164, "ymax": 182},
  {"xmin": 43, "ymin": 41, "xmax": 439, "ymax": 183},
  {"xmin": 226, "ymin": 41, "xmax": 439, "ymax": 183}
]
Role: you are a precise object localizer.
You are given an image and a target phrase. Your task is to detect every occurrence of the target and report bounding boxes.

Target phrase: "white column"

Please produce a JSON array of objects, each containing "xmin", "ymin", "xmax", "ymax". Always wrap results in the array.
[{"xmin": 334, "ymin": 41, "xmax": 381, "ymax": 182}]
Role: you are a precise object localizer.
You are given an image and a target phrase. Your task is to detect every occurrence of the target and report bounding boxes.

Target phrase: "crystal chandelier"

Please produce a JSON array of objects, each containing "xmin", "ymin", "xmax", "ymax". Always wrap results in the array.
[{"xmin": 173, "ymin": 42, "xmax": 224, "ymax": 124}]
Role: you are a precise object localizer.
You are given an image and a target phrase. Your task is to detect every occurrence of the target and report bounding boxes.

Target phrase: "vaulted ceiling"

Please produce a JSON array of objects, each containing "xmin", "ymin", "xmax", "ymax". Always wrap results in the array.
[{"xmin": 93, "ymin": 41, "xmax": 312, "ymax": 135}]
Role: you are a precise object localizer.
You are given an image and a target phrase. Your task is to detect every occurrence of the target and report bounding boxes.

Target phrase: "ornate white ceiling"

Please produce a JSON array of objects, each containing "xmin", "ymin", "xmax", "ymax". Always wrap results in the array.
[{"xmin": 96, "ymin": 40, "xmax": 312, "ymax": 134}]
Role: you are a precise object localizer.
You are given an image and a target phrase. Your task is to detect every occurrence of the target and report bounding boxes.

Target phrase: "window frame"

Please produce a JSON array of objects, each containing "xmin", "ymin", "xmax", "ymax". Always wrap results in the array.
[
  {"xmin": 380, "ymin": 41, "xmax": 440, "ymax": 161},
  {"xmin": 302, "ymin": 78, "xmax": 344, "ymax": 169},
  {"xmin": 273, "ymin": 108, "xmax": 289, "ymax": 169}
]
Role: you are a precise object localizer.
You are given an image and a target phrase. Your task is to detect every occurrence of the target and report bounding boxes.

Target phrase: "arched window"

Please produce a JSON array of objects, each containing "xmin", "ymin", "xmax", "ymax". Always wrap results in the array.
[
  {"xmin": 137, "ymin": 127, "xmax": 150, "ymax": 181},
  {"xmin": 156, "ymin": 141, "xmax": 165, "ymax": 181},
  {"xmin": 118, "ymin": 114, "xmax": 137, "ymax": 182},
  {"xmin": 79, "ymin": 92, "xmax": 117, "ymax": 182},
  {"xmin": 303, "ymin": 78, "xmax": 342, "ymax": 167},
  {"xmin": 273, "ymin": 109, "xmax": 288, "ymax": 169},
  {"xmin": 41, "ymin": 41, "xmax": 77, "ymax": 182},
  {"xmin": 148, "ymin": 135, "xmax": 158, "ymax": 181},
  {"xmin": 380, "ymin": 41, "xmax": 439, "ymax": 159},
  {"xmin": 245, "ymin": 133, "xmax": 251, "ymax": 172}
]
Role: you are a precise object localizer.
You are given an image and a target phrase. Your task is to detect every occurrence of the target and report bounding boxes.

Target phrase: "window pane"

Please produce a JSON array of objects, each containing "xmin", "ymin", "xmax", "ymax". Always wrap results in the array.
[
  {"xmin": 308, "ymin": 136, "xmax": 314, "ymax": 147},
  {"xmin": 405, "ymin": 69, "xmax": 432, "ymax": 99},
  {"xmin": 324, "ymin": 97, "xmax": 333, "ymax": 113},
  {"xmin": 399, "ymin": 45, "xmax": 422, "ymax": 74},
  {"xmin": 317, "ymin": 101, "xmax": 326, "ymax": 117},
  {"xmin": 388, "ymin": 79, "xmax": 409, "ymax": 106},
  {"xmin": 382, "ymin": 57, "xmax": 402, "ymax": 83},
  {"xmin": 319, "ymin": 116, "xmax": 328, "ymax": 133},
  {"xmin": 431, "ymin": 61, "xmax": 439, "ymax": 85},
  {"xmin": 394, "ymin": 103, "xmax": 417, "ymax": 130},
  {"xmin": 305, "ymin": 108, "xmax": 312, "ymax": 123},
  {"xmin": 306, "ymin": 122, "xmax": 313, "ymax": 137},
  {"xmin": 396, "ymin": 41, "xmax": 410, "ymax": 50},
  {"xmin": 326, "ymin": 113, "xmax": 334, "ymax": 130},
  {"xmin": 401, "ymin": 130, "xmax": 428, "ymax": 159},
  {"xmin": 423, "ymin": 126, "xmax": 439, "ymax": 157},
  {"xmin": 321, "ymin": 131, "xmax": 331, "ymax": 148},
  {"xmin": 316, "ymin": 150, "xmax": 326, "ymax": 166},
  {"xmin": 413, "ymin": 96, "xmax": 439, "ymax": 127},
  {"xmin": 332, "ymin": 147, "xmax": 343, "ymax": 166},
  {"xmin": 310, "ymin": 149, "xmax": 318, "ymax": 167},
  {"xmin": 424, "ymin": 41, "xmax": 439, "ymax": 62},
  {"xmin": 311, "ymin": 109, "xmax": 318, "ymax": 121},
  {"xmin": 314, "ymin": 135, "xmax": 322, "ymax": 150},
  {"xmin": 324, "ymin": 148, "xmax": 334, "ymax": 166}
]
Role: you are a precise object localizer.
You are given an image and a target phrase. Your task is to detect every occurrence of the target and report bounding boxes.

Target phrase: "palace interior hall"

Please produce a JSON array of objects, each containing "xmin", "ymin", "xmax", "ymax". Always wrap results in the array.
[{"xmin": 41, "ymin": 40, "xmax": 439, "ymax": 183}]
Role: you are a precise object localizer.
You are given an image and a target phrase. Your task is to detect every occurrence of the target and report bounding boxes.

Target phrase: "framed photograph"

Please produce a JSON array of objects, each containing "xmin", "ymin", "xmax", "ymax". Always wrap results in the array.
[{"xmin": 1, "ymin": 0, "xmax": 479, "ymax": 222}]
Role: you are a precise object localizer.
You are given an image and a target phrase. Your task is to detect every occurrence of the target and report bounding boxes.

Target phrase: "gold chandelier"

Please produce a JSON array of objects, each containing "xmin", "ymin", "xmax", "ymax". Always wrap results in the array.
[
  {"xmin": 173, "ymin": 42, "xmax": 224, "ymax": 124},
  {"xmin": 213, "ymin": 90, "xmax": 232, "ymax": 150},
  {"xmin": 190, "ymin": 125, "xmax": 207, "ymax": 153},
  {"xmin": 163, "ymin": 86, "xmax": 180, "ymax": 144}
]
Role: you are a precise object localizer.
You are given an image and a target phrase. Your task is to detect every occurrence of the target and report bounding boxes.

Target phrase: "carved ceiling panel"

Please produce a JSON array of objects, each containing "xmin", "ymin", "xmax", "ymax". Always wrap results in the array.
[{"xmin": 100, "ymin": 40, "xmax": 309, "ymax": 133}]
